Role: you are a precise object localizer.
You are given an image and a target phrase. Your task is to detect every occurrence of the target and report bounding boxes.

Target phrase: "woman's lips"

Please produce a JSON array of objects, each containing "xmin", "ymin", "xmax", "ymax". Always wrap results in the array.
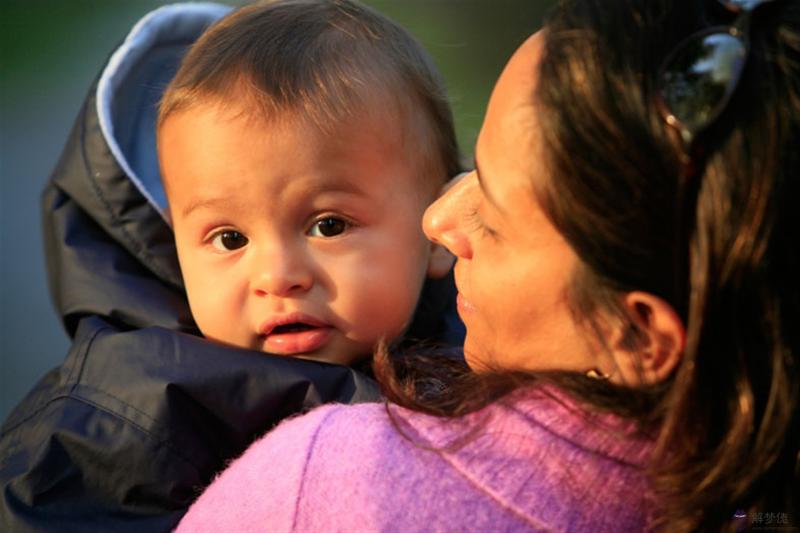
[{"xmin": 456, "ymin": 292, "xmax": 476, "ymax": 315}]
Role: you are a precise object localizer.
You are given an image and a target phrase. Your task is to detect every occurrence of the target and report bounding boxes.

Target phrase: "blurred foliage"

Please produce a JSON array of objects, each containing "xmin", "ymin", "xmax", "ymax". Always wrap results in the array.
[
  {"xmin": 1, "ymin": 0, "xmax": 553, "ymax": 156},
  {"xmin": 364, "ymin": 0, "xmax": 553, "ymax": 154}
]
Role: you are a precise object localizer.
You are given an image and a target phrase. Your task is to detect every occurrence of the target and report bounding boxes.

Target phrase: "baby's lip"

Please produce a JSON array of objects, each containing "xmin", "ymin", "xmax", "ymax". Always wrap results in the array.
[{"xmin": 258, "ymin": 313, "xmax": 329, "ymax": 336}]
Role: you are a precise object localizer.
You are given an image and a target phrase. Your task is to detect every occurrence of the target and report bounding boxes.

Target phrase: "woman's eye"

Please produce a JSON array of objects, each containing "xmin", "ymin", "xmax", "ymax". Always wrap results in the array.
[
  {"xmin": 309, "ymin": 217, "xmax": 348, "ymax": 238},
  {"xmin": 210, "ymin": 230, "xmax": 248, "ymax": 251},
  {"xmin": 466, "ymin": 208, "xmax": 497, "ymax": 239}
]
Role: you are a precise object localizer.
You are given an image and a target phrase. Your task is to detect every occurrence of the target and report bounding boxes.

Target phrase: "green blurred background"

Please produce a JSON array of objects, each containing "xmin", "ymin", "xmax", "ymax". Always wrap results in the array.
[{"xmin": 0, "ymin": 0, "xmax": 554, "ymax": 421}]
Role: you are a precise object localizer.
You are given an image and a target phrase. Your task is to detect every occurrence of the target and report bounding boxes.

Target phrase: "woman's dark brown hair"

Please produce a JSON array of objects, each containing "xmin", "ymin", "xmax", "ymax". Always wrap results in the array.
[
  {"xmin": 536, "ymin": 0, "xmax": 799, "ymax": 529},
  {"xmin": 378, "ymin": 0, "xmax": 800, "ymax": 530}
]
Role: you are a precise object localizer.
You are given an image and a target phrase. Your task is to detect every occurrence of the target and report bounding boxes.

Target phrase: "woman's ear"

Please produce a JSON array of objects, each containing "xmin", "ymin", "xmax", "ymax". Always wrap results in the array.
[{"xmin": 608, "ymin": 291, "xmax": 686, "ymax": 386}]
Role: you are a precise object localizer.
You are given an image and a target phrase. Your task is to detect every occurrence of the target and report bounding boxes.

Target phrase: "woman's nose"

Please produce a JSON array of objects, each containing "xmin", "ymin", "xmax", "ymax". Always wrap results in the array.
[
  {"xmin": 249, "ymin": 244, "xmax": 313, "ymax": 297},
  {"xmin": 423, "ymin": 172, "xmax": 475, "ymax": 260}
]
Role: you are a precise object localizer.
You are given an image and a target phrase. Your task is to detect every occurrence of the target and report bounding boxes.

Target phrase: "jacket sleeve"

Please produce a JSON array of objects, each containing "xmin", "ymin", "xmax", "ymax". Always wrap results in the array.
[{"xmin": 0, "ymin": 317, "xmax": 380, "ymax": 533}]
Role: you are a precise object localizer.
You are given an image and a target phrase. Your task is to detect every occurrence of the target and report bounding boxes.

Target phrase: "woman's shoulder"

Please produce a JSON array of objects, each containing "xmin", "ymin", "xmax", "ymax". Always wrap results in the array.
[
  {"xmin": 178, "ymin": 389, "xmax": 656, "ymax": 532},
  {"xmin": 175, "ymin": 402, "xmax": 377, "ymax": 532},
  {"xmin": 300, "ymin": 390, "xmax": 655, "ymax": 529}
]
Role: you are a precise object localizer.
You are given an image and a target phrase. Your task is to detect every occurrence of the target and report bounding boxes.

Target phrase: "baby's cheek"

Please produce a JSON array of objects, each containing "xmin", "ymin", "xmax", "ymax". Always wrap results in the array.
[
  {"xmin": 186, "ymin": 293, "xmax": 219, "ymax": 340},
  {"xmin": 353, "ymin": 264, "xmax": 426, "ymax": 342},
  {"xmin": 184, "ymin": 274, "xmax": 232, "ymax": 339},
  {"xmin": 369, "ymin": 290, "xmax": 417, "ymax": 338}
]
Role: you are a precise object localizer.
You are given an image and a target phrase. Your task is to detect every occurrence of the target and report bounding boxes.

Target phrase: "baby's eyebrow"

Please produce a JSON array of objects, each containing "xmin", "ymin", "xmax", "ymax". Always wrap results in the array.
[
  {"xmin": 180, "ymin": 197, "xmax": 241, "ymax": 218},
  {"xmin": 179, "ymin": 179, "xmax": 367, "ymax": 218}
]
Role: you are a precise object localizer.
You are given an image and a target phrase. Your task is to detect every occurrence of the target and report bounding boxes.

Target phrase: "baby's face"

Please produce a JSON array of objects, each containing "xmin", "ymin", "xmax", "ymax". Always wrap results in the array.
[{"xmin": 159, "ymin": 103, "xmax": 443, "ymax": 365}]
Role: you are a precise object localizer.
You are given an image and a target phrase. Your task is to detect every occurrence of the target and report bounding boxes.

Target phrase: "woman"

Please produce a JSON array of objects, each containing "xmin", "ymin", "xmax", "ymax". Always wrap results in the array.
[{"xmin": 177, "ymin": 0, "xmax": 799, "ymax": 530}]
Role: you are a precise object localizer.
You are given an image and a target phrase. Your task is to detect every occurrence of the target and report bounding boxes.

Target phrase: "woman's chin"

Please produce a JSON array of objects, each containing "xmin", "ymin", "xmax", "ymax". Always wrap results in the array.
[{"xmin": 463, "ymin": 346, "xmax": 491, "ymax": 374}]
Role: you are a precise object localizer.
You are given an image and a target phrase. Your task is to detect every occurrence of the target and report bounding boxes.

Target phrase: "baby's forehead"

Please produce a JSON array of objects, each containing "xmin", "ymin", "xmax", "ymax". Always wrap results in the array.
[
  {"xmin": 239, "ymin": 91, "xmax": 444, "ymax": 185},
  {"xmin": 161, "ymin": 96, "xmax": 439, "ymax": 196},
  {"xmin": 159, "ymin": 88, "xmax": 444, "ymax": 207}
]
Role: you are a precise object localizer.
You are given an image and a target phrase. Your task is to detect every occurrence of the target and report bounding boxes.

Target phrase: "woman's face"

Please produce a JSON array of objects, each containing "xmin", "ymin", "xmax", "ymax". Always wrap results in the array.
[{"xmin": 424, "ymin": 32, "xmax": 597, "ymax": 373}]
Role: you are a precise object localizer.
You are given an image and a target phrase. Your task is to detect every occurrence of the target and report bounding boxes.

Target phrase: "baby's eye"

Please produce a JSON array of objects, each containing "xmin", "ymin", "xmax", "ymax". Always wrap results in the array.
[
  {"xmin": 210, "ymin": 230, "xmax": 248, "ymax": 251},
  {"xmin": 308, "ymin": 216, "xmax": 348, "ymax": 238}
]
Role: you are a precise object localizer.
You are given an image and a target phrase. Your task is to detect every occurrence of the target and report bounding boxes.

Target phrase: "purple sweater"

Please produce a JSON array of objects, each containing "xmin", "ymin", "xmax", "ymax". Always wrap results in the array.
[{"xmin": 177, "ymin": 387, "xmax": 656, "ymax": 532}]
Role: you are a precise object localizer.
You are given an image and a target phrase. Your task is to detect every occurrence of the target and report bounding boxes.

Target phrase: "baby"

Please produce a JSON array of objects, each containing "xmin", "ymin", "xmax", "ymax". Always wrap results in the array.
[{"xmin": 157, "ymin": 0, "xmax": 461, "ymax": 366}]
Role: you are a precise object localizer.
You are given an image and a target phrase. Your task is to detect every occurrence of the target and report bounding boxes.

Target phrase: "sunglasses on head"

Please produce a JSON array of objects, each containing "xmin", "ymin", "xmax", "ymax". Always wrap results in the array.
[
  {"xmin": 656, "ymin": 0, "xmax": 778, "ymax": 313},
  {"xmin": 656, "ymin": 0, "xmax": 777, "ymax": 154}
]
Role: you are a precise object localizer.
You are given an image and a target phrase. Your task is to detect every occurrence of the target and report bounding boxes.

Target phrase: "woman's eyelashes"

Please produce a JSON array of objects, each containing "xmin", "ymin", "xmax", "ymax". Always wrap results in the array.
[
  {"xmin": 307, "ymin": 215, "xmax": 350, "ymax": 238},
  {"xmin": 465, "ymin": 207, "xmax": 497, "ymax": 239}
]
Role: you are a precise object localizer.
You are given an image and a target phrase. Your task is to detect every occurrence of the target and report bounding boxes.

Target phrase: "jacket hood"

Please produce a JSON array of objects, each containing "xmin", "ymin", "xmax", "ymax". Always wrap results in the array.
[
  {"xmin": 97, "ymin": 2, "xmax": 231, "ymax": 221},
  {"xmin": 44, "ymin": 3, "xmax": 228, "ymax": 334}
]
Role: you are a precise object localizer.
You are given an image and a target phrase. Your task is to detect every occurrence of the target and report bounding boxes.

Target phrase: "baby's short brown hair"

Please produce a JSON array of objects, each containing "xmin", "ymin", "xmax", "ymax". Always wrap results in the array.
[{"xmin": 159, "ymin": 0, "xmax": 461, "ymax": 183}]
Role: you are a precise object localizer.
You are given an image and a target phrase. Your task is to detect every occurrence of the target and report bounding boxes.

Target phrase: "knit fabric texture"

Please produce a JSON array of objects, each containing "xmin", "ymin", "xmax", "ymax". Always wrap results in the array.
[{"xmin": 177, "ymin": 386, "xmax": 656, "ymax": 532}]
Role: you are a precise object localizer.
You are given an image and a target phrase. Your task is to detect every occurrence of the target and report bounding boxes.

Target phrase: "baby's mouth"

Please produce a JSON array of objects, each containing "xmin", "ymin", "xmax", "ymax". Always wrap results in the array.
[
  {"xmin": 260, "ymin": 313, "xmax": 328, "ymax": 336},
  {"xmin": 269, "ymin": 322, "xmax": 318, "ymax": 335},
  {"xmin": 259, "ymin": 318, "xmax": 333, "ymax": 355}
]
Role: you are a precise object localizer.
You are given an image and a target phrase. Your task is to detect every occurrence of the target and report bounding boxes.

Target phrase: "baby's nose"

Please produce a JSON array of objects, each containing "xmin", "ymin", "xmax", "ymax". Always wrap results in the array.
[{"xmin": 250, "ymin": 247, "xmax": 313, "ymax": 297}]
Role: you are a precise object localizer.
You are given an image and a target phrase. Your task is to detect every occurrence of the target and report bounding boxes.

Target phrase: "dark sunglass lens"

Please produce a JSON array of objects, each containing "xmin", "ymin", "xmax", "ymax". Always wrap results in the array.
[{"xmin": 660, "ymin": 33, "xmax": 746, "ymax": 135}]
